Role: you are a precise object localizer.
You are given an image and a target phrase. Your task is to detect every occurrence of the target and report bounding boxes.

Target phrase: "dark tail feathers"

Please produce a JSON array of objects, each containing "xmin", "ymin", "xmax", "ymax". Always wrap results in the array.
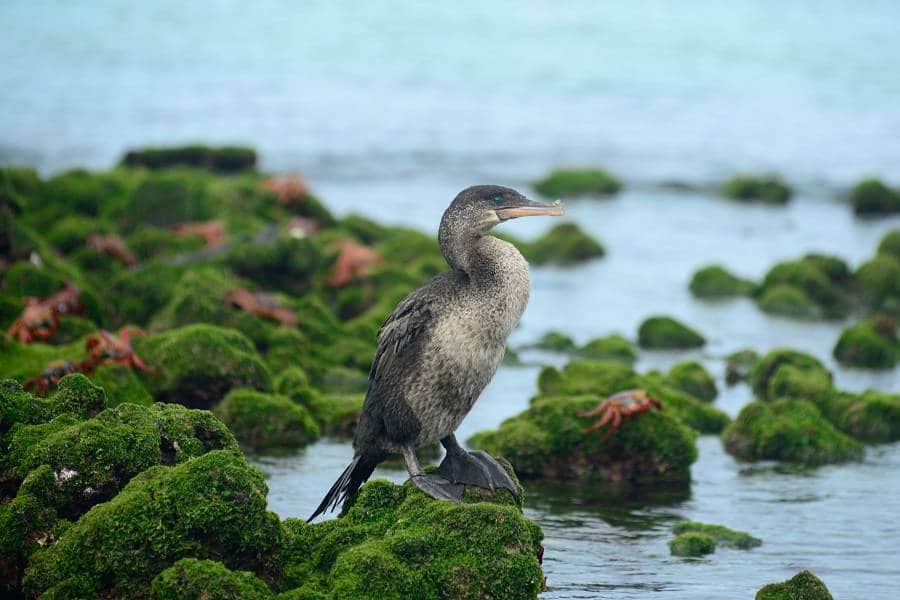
[{"xmin": 307, "ymin": 453, "xmax": 381, "ymax": 522}]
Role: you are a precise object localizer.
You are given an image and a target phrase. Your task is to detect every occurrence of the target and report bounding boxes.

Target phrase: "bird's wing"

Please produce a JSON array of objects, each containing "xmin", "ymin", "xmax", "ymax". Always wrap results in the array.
[{"xmin": 370, "ymin": 288, "xmax": 439, "ymax": 384}]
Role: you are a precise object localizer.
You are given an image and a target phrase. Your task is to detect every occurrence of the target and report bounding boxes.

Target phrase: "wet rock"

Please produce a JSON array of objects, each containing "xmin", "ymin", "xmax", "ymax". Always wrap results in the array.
[
  {"xmin": 755, "ymin": 254, "xmax": 853, "ymax": 319},
  {"xmin": 816, "ymin": 390, "xmax": 900, "ymax": 444},
  {"xmin": 725, "ymin": 348, "xmax": 759, "ymax": 386},
  {"xmin": 121, "ymin": 145, "xmax": 257, "ymax": 173},
  {"xmin": 749, "ymin": 349, "xmax": 832, "ymax": 402},
  {"xmin": 533, "ymin": 167, "xmax": 621, "ymax": 198},
  {"xmin": 577, "ymin": 334, "xmax": 637, "ymax": 365},
  {"xmin": 214, "ymin": 388, "xmax": 319, "ymax": 453},
  {"xmin": 151, "ymin": 558, "xmax": 272, "ymax": 600},
  {"xmin": 689, "ymin": 264, "xmax": 754, "ymax": 299},
  {"xmin": 519, "ymin": 222, "xmax": 605, "ymax": 266},
  {"xmin": 756, "ymin": 570, "xmax": 833, "ymax": 600},
  {"xmin": 856, "ymin": 254, "xmax": 900, "ymax": 316},
  {"xmin": 850, "ymin": 178, "xmax": 900, "ymax": 216},
  {"xmin": 668, "ymin": 532, "xmax": 715, "ymax": 557},
  {"xmin": 666, "ymin": 361, "xmax": 717, "ymax": 402},
  {"xmin": 833, "ymin": 318, "xmax": 898, "ymax": 369},
  {"xmin": 721, "ymin": 175, "xmax": 792, "ymax": 205},
  {"xmin": 637, "ymin": 316, "xmax": 705, "ymax": 349},
  {"xmin": 672, "ymin": 521, "xmax": 761, "ymax": 549}
]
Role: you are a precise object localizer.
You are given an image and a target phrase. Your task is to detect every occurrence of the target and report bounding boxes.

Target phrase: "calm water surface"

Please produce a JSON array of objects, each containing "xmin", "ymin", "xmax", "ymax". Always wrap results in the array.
[{"xmin": 3, "ymin": 2, "xmax": 900, "ymax": 597}]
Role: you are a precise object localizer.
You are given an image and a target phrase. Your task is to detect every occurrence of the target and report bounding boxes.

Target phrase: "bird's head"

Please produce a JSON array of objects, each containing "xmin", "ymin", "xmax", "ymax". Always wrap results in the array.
[{"xmin": 441, "ymin": 185, "xmax": 565, "ymax": 237}]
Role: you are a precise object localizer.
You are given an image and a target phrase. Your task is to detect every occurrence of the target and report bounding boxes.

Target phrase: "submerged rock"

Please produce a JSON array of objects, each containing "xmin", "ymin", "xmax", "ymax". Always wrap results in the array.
[
  {"xmin": 672, "ymin": 521, "xmax": 761, "ymax": 549},
  {"xmin": 532, "ymin": 167, "xmax": 621, "ymax": 198},
  {"xmin": 756, "ymin": 570, "xmax": 833, "ymax": 600},
  {"xmin": 666, "ymin": 361, "xmax": 717, "ymax": 402},
  {"xmin": 668, "ymin": 532, "xmax": 715, "ymax": 557},
  {"xmin": 833, "ymin": 318, "xmax": 898, "ymax": 369},
  {"xmin": 637, "ymin": 316, "xmax": 705, "ymax": 349},
  {"xmin": 214, "ymin": 388, "xmax": 319, "ymax": 453},
  {"xmin": 850, "ymin": 178, "xmax": 900, "ymax": 216},
  {"xmin": 689, "ymin": 264, "xmax": 754, "ymax": 299},
  {"xmin": 721, "ymin": 175, "xmax": 792, "ymax": 205},
  {"xmin": 121, "ymin": 145, "xmax": 257, "ymax": 173}
]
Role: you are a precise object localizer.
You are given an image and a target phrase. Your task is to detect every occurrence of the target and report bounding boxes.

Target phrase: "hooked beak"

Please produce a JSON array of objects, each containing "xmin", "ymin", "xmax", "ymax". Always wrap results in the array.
[{"xmin": 496, "ymin": 198, "xmax": 565, "ymax": 221}]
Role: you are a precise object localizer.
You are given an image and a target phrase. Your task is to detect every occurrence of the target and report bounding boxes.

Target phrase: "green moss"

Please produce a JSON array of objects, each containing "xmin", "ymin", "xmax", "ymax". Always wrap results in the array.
[
  {"xmin": 46, "ymin": 215, "xmax": 112, "ymax": 254},
  {"xmin": 3, "ymin": 261, "xmax": 66, "ymax": 298},
  {"xmin": 526, "ymin": 331, "xmax": 577, "ymax": 353},
  {"xmin": 877, "ymin": 229, "xmax": 900, "ymax": 260},
  {"xmin": 214, "ymin": 389, "xmax": 319, "ymax": 453},
  {"xmin": 856, "ymin": 255, "xmax": 900, "ymax": 315},
  {"xmin": 756, "ymin": 285, "xmax": 820, "ymax": 320},
  {"xmin": 637, "ymin": 316, "xmax": 705, "ymax": 349},
  {"xmin": 766, "ymin": 365, "xmax": 832, "ymax": 405},
  {"xmin": 533, "ymin": 167, "xmax": 621, "ymax": 198},
  {"xmin": 689, "ymin": 264, "xmax": 754, "ymax": 298},
  {"xmin": 816, "ymin": 390, "xmax": 900, "ymax": 444},
  {"xmin": 577, "ymin": 334, "xmax": 637, "ymax": 365},
  {"xmin": 721, "ymin": 175, "xmax": 792, "ymax": 205},
  {"xmin": 756, "ymin": 570, "xmax": 833, "ymax": 600},
  {"xmin": 114, "ymin": 169, "xmax": 216, "ymax": 230},
  {"xmin": 850, "ymin": 178, "xmax": 900, "ymax": 216},
  {"xmin": 642, "ymin": 376, "xmax": 730, "ymax": 433},
  {"xmin": 151, "ymin": 558, "xmax": 272, "ymax": 600},
  {"xmin": 90, "ymin": 363, "xmax": 154, "ymax": 406},
  {"xmin": 666, "ymin": 361, "xmax": 717, "ymax": 402},
  {"xmin": 227, "ymin": 235, "xmax": 323, "ymax": 296},
  {"xmin": 833, "ymin": 319, "xmax": 898, "ymax": 369},
  {"xmin": 518, "ymin": 223, "xmax": 605, "ymax": 266},
  {"xmin": 107, "ymin": 261, "xmax": 185, "ymax": 326},
  {"xmin": 672, "ymin": 521, "xmax": 761, "ymax": 549},
  {"xmin": 135, "ymin": 324, "xmax": 272, "ymax": 408},
  {"xmin": 44, "ymin": 169, "xmax": 131, "ymax": 219},
  {"xmin": 46, "ymin": 315, "xmax": 96, "ymax": 345},
  {"xmin": 750, "ymin": 349, "xmax": 832, "ymax": 401},
  {"xmin": 722, "ymin": 399, "xmax": 863, "ymax": 465},
  {"xmin": 128, "ymin": 224, "xmax": 207, "ymax": 261},
  {"xmin": 22, "ymin": 450, "xmax": 281, "ymax": 599},
  {"xmin": 273, "ymin": 368, "xmax": 363, "ymax": 436},
  {"xmin": 668, "ymin": 532, "xmax": 715, "ymax": 557},
  {"xmin": 725, "ymin": 349, "xmax": 759, "ymax": 386},
  {"xmin": 756, "ymin": 255, "xmax": 853, "ymax": 319},
  {"xmin": 121, "ymin": 145, "xmax": 257, "ymax": 173}
]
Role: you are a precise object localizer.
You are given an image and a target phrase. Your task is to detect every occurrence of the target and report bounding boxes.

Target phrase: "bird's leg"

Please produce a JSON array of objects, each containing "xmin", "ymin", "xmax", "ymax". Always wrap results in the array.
[
  {"xmin": 403, "ymin": 445, "xmax": 463, "ymax": 502},
  {"xmin": 437, "ymin": 434, "xmax": 520, "ymax": 498}
]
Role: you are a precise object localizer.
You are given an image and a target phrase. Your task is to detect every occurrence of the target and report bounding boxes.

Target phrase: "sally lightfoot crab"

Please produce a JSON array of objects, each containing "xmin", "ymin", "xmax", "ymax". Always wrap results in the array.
[
  {"xmin": 85, "ymin": 328, "xmax": 153, "ymax": 373},
  {"xmin": 5, "ymin": 283, "xmax": 85, "ymax": 343},
  {"xmin": 578, "ymin": 389, "xmax": 662, "ymax": 439},
  {"xmin": 226, "ymin": 289, "xmax": 298, "ymax": 327}
]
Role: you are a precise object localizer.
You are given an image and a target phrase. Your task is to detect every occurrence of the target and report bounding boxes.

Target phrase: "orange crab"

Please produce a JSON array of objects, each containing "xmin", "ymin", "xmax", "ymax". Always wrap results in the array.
[
  {"xmin": 326, "ymin": 239, "xmax": 383, "ymax": 288},
  {"xmin": 87, "ymin": 233, "xmax": 138, "ymax": 267},
  {"xmin": 84, "ymin": 328, "xmax": 153, "ymax": 373},
  {"xmin": 172, "ymin": 220, "xmax": 227, "ymax": 247},
  {"xmin": 23, "ymin": 360, "xmax": 87, "ymax": 396},
  {"xmin": 262, "ymin": 173, "xmax": 309, "ymax": 208},
  {"xmin": 226, "ymin": 289, "xmax": 298, "ymax": 327},
  {"xmin": 578, "ymin": 389, "xmax": 662, "ymax": 439},
  {"xmin": 6, "ymin": 283, "xmax": 84, "ymax": 343}
]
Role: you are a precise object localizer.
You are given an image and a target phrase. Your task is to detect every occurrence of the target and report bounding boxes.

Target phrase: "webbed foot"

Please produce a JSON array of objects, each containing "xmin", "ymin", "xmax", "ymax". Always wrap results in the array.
[
  {"xmin": 410, "ymin": 473, "xmax": 464, "ymax": 502},
  {"xmin": 438, "ymin": 449, "xmax": 520, "ymax": 498}
]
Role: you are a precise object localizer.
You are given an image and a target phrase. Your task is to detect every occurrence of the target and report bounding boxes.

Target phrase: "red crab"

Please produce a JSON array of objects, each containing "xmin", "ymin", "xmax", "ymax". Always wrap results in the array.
[
  {"xmin": 226, "ymin": 289, "xmax": 298, "ymax": 327},
  {"xmin": 84, "ymin": 328, "xmax": 153, "ymax": 373},
  {"xmin": 6, "ymin": 283, "xmax": 84, "ymax": 343},
  {"xmin": 578, "ymin": 389, "xmax": 662, "ymax": 439},
  {"xmin": 326, "ymin": 239, "xmax": 383, "ymax": 288},
  {"xmin": 87, "ymin": 234, "xmax": 138, "ymax": 267},
  {"xmin": 24, "ymin": 360, "xmax": 87, "ymax": 396},
  {"xmin": 172, "ymin": 220, "xmax": 227, "ymax": 247},
  {"xmin": 262, "ymin": 174, "xmax": 309, "ymax": 208}
]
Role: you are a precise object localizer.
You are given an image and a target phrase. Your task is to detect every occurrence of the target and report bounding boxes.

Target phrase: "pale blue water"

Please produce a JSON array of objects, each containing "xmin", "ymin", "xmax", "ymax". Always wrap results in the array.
[{"xmin": 3, "ymin": 2, "xmax": 900, "ymax": 598}]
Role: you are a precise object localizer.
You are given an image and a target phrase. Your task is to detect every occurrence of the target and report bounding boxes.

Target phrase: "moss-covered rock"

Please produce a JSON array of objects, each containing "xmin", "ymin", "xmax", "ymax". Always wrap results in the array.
[
  {"xmin": 756, "ymin": 255, "xmax": 853, "ymax": 319},
  {"xmin": 749, "ymin": 349, "xmax": 832, "ymax": 402},
  {"xmin": 107, "ymin": 261, "xmax": 185, "ymax": 326},
  {"xmin": 666, "ymin": 361, "xmax": 717, "ymax": 402},
  {"xmin": 577, "ymin": 334, "xmax": 637, "ymax": 365},
  {"xmin": 668, "ymin": 532, "xmax": 715, "ymax": 557},
  {"xmin": 856, "ymin": 254, "xmax": 900, "ymax": 316},
  {"xmin": 637, "ymin": 316, "xmax": 705, "ymax": 349},
  {"xmin": 2, "ymin": 261, "xmax": 66, "ymax": 298},
  {"xmin": 518, "ymin": 223, "xmax": 605, "ymax": 266},
  {"xmin": 214, "ymin": 389, "xmax": 319, "ymax": 453},
  {"xmin": 524, "ymin": 331, "xmax": 577, "ymax": 353},
  {"xmin": 756, "ymin": 285, "xmax": 819, "ymax": 320},
  {"xmin": 756, "ymin": 570, "xmax": 833, "ymax": 600},
  {"xmin": 722, "ymin": 399, "xmax": 863, "ymax": 465},
  {"xmin": 833, "ymin": 319, "xmax": 898, "ymax": 369},
  {"xmin": 766, "ymin": 365, "xmax": 832, "ymax": 406},
  {"xmin": 89, "ymin": 363, "xmax": 154, "ymax": 406},
  {"xmin": 226, "ymin": 234, "xmax": 324, "ymax": 296},
  {"xmin": 721, "ymin": 175, "xmax": 792, "ymax": 205},
  {"xmin": 850, "ymin": 178, "xmax": 900, "ymax": 216},
  {"xmin": 151, "ymin": 558, "xmax": 272, "ymax": 600},
  {"xmin": 273, "ymin": 368, "xmax": 363, "ymax": 436},
  {"xmin": 279, "ymin": 472, "xmax": 544, "ymax": 599},
  {"xmin": 135, "ymin": 324, "xmax": 272, "ymax": 408},
  {"xmin": 877, "ymin": 229, "xmax": 900, "ymax": 260},
  {"xmin": 672, "ymin": 521, "xmax": 761, "ymax": 549},
  {"xmin": 725, "ymin": 348, "xmax": 759, "ymax": 386},
  {"xmin": 816, "ymin": 390, "xmax": 900, "ymax": 444},
  {"xmin": 533, "ymin": 167, "xmax": 621, "ymax": 198},
  {"xmin": 689, "ymin": 264, "xmax": 754, "ymax": 299},
  {"xmin": 121, "ymin": 145, "xmax": 257, "ymax": 173}
]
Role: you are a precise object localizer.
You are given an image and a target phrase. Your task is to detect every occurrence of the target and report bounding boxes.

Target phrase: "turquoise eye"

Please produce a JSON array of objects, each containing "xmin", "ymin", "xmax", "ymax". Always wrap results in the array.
[{"xmin": 492, "ymin": 196, "xmax": 503, "ymax": 205}]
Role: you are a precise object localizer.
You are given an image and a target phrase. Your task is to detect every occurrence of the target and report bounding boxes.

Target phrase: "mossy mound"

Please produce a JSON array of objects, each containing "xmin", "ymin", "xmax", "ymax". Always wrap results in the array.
[
  {"xmin": 833, "ymin": 319, "xmax": 899, "ymax": 369},
  {"xmin": 721, "ymin": 175, "xmax": 792, "ymax": 205},
  {"xmin": 273, "ymin": 367, "xmax": 363, "ymax": 436},
  {"xmin": 877, "ymin": 229, "xmax": 900, "ymax": 259},
  {"xmin": 672, "ymin": 521, "xmax": 761, "ymax": 549},
  {"xmin": 214, "ymin": 389, "xmax": 319, "ymax": 453},
  {"xmin": 856, "ymin": 254, "xmax": 900, "ymax": 316},
  {"xmin": 518, "ymin": 223, "xmax": 605, "ymax": 266},
  {"xmin": 225, "ymin": 234, "xmax": 324, "ymax": 297},
  {"xmin": 689, "ymin": 264, "xmax": 754, "ymax": 299},
  {"xmin": 757, "ymin": 284, "xmax": 818, "ymax": 320},
  {"xmin": 755, "ymin": 254, "xmax": 854, "ymax": 319},
  {"xmin": 121, "ymin": 145, "xmax": 257, "ymax": 173},
  {"xmin": 666, "ymin": 361, "xmax": 717, "ymax": 402},
  {"xmin": 816, "ymin": 390, "xmax": 900, "ymax": 444},
  {"xmin": 750, "ymin": 349, "xmax": 832, "ymax": 402},
  {"xmin": 135, "ymin": 324, "xmax": 272, "ymax": 408},
  {"xmin": 756, "ymin": 570, "xmax": 833, "ymax": 600},
  {"xmin": 668, "ymin": 532, "xmax": 715, "ymax": 557},
  {"xmin": 577, "ymin": 334, "xmax": 637, "ymax": 365},
  {"xmin": 725, "ymin": 348, "xmax": 759, "ymax": 386},
  {"xmin": 532, "ymin": 167, "xmax": 621, "ymax": 198},
  {"xmin": 850, "ymin": 178, "xmax": 900, "ymax": 216},
  {"xmin": 637, "ymin": 316, "xmax": 705, "ymax": 349},
  {"xmin": 3, "ymin": 261, "xmax": 67, "ymax": 298},
  {"xmin": 151, "ymin": 558, "xmax": 272, "ymax": 600},
  {"xmin": 524, "ymin": 331, "xmax": 577, "ymax": 353},
  {"xmin": 722, "ymin": 399, "xmax": 863, "ymax": 465}
]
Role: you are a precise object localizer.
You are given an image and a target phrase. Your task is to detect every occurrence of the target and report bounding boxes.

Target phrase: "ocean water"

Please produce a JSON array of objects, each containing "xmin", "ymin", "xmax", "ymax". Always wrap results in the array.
[{"xmin": 3, "ymin": 2, "xmax": 900, "ymax": 598}]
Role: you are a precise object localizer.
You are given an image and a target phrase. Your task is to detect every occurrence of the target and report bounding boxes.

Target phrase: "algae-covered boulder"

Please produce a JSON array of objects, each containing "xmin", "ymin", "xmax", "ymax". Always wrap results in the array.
[
  {"xmin": 749, "ymin": 349, "xmax": 832, "ymax": 401},
  {"xmin": 877, "ymin": 229, "xmax": 900, "ymax": 259},
  {"xmin": 668, "ymin": 532, "xmax": 715, "ymax": 557},
  {"xmin": 850, "ymin": 178, "xmax": 900, "ymax": 216},
  {"xmin": 273, "ymin": 367, "xmax": 363, "ymax": 436},
  {"xmin": 116, "ymin": 169, "xmax": 216, "ymax": 230},
  {"xmin": 816, "ymin": 390, "xmax": 900, "ymax": 444},
  {"xmin": 756, "ymin": 255, "xmax": 854, "ymax": 319},
  {"xmin": 0, "ymin": 375, "xmax": 104, "ymax": 435},
  {"xmin": 533, "ymin": 167, "xmax": 621, "ymax": 198},
  {"xmin": 577, "ymin": 334, "xmax": 637, "ymax": 365},
  {"xmin": 666, "ymin": 361, "xmax": 717, "ymax": 402},
  {"xmin": 22, "ymin": 451, "xmax": 281, "ymax": 599},
  {"xmin": 135, "ymin": 324, "xmax": 272, "ymax": 408},
  {"xmin": 721, "ymin": 175, "xmax": 792, "ymax": 205},
  {"xmin": 833, "ymin": 318, "xmax": 898, "ymax": 369},
  {"xmin": 756, "ymin": 285, "xmax": 820, "ymax": 319},
  {"xmin": 637, "ymin": 316, "xmax": 705, "ymax": 349},
  {"xmin": 107, "ymin": 261, "xmax": 185, "ymax": 326},
  {"xmin": 525, "ymin": 331, "xmax": 577, "ymax": 353},
  {"xmin": 856, "ymin": 254, "xmax": 900, "ymax": 316},
  {"xmin": 3, "ymin": 261, "xmax": 66, "ymax": 298},
  {"xmin": 756, "ymin": 570, "xmax": 833, "ymax": 600},
  {"xmin": 151, "ymin": 558, "xmax": 272, "ymax": 600},
  {"xmin": 519, "ymin": 222, "xmax": 605, "ymax": 266},
  {"xmin": 280, "ymin": 473, "xmax": 544, "ymax": 599},
  {"xmin": 468, "ymin": 393, "xmax": 697, "ymax": 483},
  {"xmin": 722, "ymin": 399, "xmax": 863, "ymax": 465},
  {"xmin": 672, "ymin": 521, "xmax": 761, "ymax": 549},
  {"xmin": 214, "ymin": 388, "xmax": 319, "ymax": 453},
  {"xmin": 90, "ymin": 363, "xmax": 154, "ymax": 407},
  {"xmin": 689, "ymin": 264, "xmax": 754, "ymax": 299},
  {"xmin": 725, "ymin": 348, "xmax": 759, "ymax": 386},
  {"xmin": 122, "ymin": 145, "xmax": 257, "ymax": 173}
]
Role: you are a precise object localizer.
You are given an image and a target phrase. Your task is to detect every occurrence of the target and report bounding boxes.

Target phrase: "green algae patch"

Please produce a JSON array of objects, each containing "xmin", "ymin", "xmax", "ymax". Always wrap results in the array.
[
  {"xmin": 689, "ymin": 264, "xmax": 754, "ymax": 299},
  {"xmin": 274, "ymin": 367, "xmax": 363, "ymax": 436},
  {"xmin": 152, "ymin": 558, "xmax": 272, "ymax": 600},
  {"xmin": 750, "ymin": 349, "xmax": 832, "ymax": 402},
  {"xmin": 90, "ymin": 363, "xmax": 154, "ymax": 407},
  {"xmin": 666, "ymin": 361, "xmax": 717, "ymax": 402},
  {"xmin": 519, "ymin": 222, "xmax": 605, "ymax": 266},
  {"xmin": 107, "ymin": 261, "xmax": 185, "ymax": 326},
  {"xmin": 855, "ymin": 254, "xmax": 900, "ymax": 316},
  {"xmin": 533, "ymin": 167, "xmax": 621, "ymax": 198},
  {"xmin": 672, "ymin": 521, "xmax": 761, "ymax": 549},
  {"xmin": 0, "ymin": 374, "xmax": 104, "ymax": 435},
  {"xmin": 637, "ymin": 316, "xmax": 705, "ymax": 349},
  {"xmin": 281, "ymin": 472, "xmax": 544, "ymax": 600},
  {"xmin": 850, "ymin": 178, "xmax": 900, "ymax": 216},
  {"xmin": 122, "ymin": 145, "xmax": 257, "ymax": 173},
  {"xmin": 833, "ymin": 319, "xmax": 898, "ymax": 369},
  {"xmin": 214, "ymin": 389, "xmax": 319, "ymax": 453},
  {"xmin": 722, "ymin": 399, "xmax": 863, "ymax": 465},
  {"xmin": 725, "ymin": 348, "xmax": 760, "ymax": 386},
  {"xmin": 668, "ymin": 532, "xmax": 715, "ymax": 557},
  {"xmin": 577, "ymin": 334, "xmax": 637, "ymax": 365},
  {"xmin": 877, "ymin": 229, "xmax": 900, "ymax": 259},
  {"xmin": 22, "ymin": 450, "xmax": 281, "ymax": 599},
  {"xmin": 755, "ymin": 254, "xmax": 854, "ymax": 319},
  {"xmin": 524, "ymin": 330, "xmax": 577, "ymax": 353},
  {"xmin": 721, "ymin": 175, "xmax": 792, "ymax": 205},
  {"xmin": 756, "ymin": 285, "xmax": 821, "ymax": 319},
  {"xmin": 756, "ymin": 570, "xmax": 834, "ymax": 600},
  {"xmin": 816, "ymin": 390, "xmax": 900, "ymax": 444},
  {"xmin": 3, "ymin": 261, "xmax": 66, "ymax": 297},
  {"xmin": 135, "ymin": 324, "xmax": 272, "ymax": 408}
]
